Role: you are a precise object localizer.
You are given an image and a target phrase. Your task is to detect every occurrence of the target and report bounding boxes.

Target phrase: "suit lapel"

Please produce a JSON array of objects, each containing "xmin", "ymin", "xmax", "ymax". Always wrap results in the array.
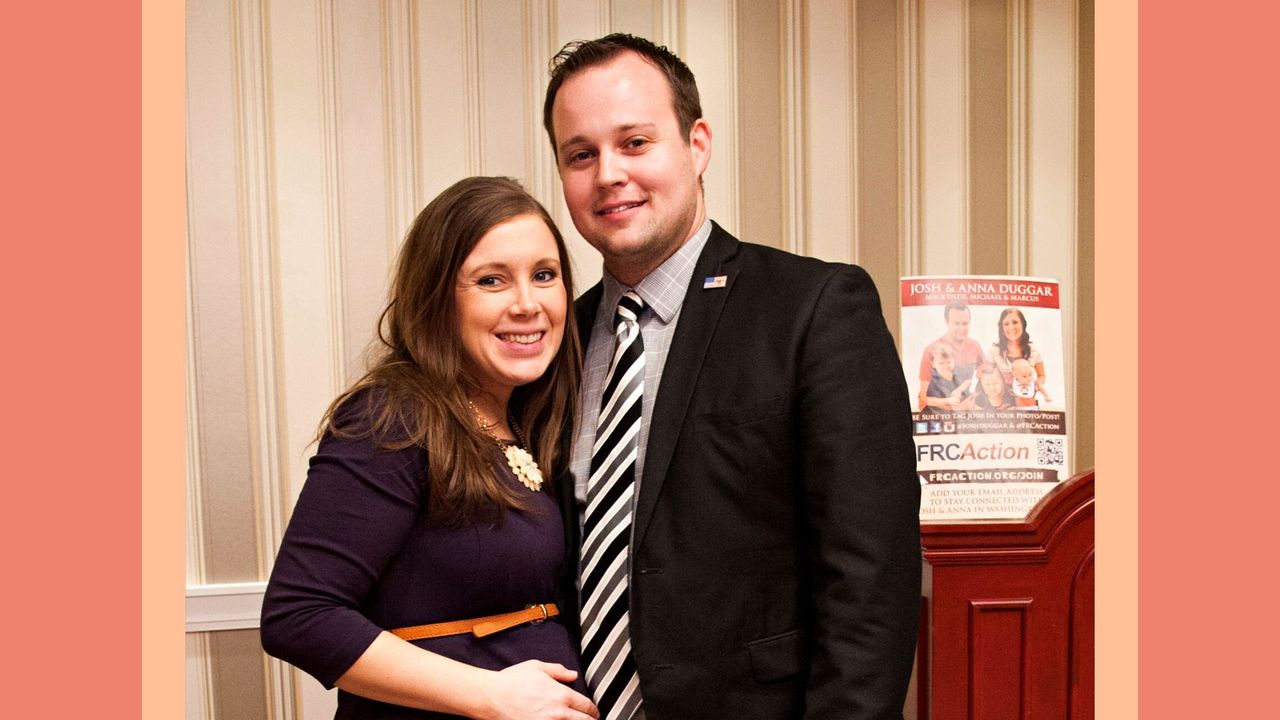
[
  {"xmin": 575, "ymin": 282, "xmax": 603, "ymax": 347},
  {"xmin": 632, "ymin": 224, "xmax": 740, "ymax": 549}
]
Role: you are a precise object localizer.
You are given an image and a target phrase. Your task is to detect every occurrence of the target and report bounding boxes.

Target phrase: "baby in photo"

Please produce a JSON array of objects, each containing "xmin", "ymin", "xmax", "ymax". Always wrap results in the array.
[{"xmin": 1010, "ymin": 357, "xmax": 1052, "ymax": 409}]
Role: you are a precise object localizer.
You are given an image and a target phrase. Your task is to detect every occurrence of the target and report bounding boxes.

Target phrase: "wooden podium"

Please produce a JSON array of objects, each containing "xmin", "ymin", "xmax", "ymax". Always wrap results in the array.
[{"xmin": 919, "ymin": 471, "xmax": 1094, "ymax": 720}]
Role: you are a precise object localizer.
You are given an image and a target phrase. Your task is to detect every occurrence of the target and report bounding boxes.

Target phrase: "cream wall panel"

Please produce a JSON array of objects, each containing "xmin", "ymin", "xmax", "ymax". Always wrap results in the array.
[
  {"xmin": 781, "ymin": 0, "xmax": 806, "ymax": 254},
  {"xmin": 209, "ymin": 629, "xmax": 271, "ymax": 719},
  {"xmin": 1028, "ymin": 0, "xmax": 1078, "ymax": 271},
  {"xmin": 525, "ymin": 0, "xmax": 558, "ymax": 210},
  {"xmin": 660, "ymin": 0, "xmax": 682, "ymax": 47},
  {"xmin": 900, "ymin": 0, "xmax": 922, "ymax": 275},
  {"xmin": 681, "ymin": 0, "xmax": 740, "ymax": 236},
  {"xmin": 855, "ymin": 0, "xmax": 903, "ymax": 332},
  {"xmin": 266, "ymin": 0, "xmax": 342, "ymax": 514},
  {"xmin": 1074, "ymin": 0, "xmax": 1094, "ymax": 475},
  {"xmin": 186, "ymin": 633, "xmax": 212, "ymax": 720},
  {"xmin": 187, "ymin": 269, "xmax": 207, "ymax": 585},
  {"xmin": 919, "ymin": 0, "xmax": 968, "ymax": 273},
  {"xmin": 384, "ymin": 0, "xmax": 422, "ymax": 238},
  {"xmin": 612, "ymin": 0, "xmax": 662, "ymax": 39},
  {"xmin": 187, "ymin": 0, "xmax": 268, "ymax": 585},
  {"xmin": 1010, "ymin": 0, "xmax": 1030, "ymax": 270},
  {"xmin": 477, "ymin": 1, "xmax": 534, "ymax": 179},
  {"xmin": 554, "ymin": 0, "xmax": 611, "ymax": 45},
  {"xmin": 193, "ymin": 0, "xmax": 297, "ymax": 711},
  {"xmin": 333, "ymin": 0, "xmax": 394, "ymax": 378},
  {"xmin": 189, "ymin": 630, "xmax": 273, "ymax": 719},
  {"xmin": 735, "ymin": 1, "xmax": 784, "ymax": 249},
  {"xmin": 418, "ymin": 0, "xmax": 474, "ymax": 198},
  {"xmin": 967, "ymin": 0, "xmax": 1010, "ymax": 273},
  {"xmin": 263, "ymin": 3, "xmax": 343, "ymax": 716},
  {"xmin": 230, "ymin": 0, "xmax": 286, "ymax": 579},
  {"xmin": 1027, "ymin": 0, "xmax": 1080, "ymax": 460},
  {"xmin": 802, "ymin": 0, "xmax": 855, "ymax": 263}
]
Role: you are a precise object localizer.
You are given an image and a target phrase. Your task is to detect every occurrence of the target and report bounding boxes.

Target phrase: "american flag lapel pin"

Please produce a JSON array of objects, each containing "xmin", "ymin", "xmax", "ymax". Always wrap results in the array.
[{"xmin": 703, "ymin": 275, "xmax": 727, "ymax": 289}]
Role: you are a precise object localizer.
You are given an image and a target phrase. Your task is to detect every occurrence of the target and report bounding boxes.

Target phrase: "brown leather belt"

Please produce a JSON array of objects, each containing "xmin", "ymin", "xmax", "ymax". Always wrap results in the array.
[{"xmin": 389, "ymin": 603, "xmax": 559, "ymax": 641}]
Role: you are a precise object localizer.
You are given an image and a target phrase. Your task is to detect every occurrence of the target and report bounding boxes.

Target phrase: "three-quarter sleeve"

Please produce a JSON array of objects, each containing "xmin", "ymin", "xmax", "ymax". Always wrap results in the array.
[{"xmin": 260, "ymin": 407, "xmax": 426, "ymax": 689}]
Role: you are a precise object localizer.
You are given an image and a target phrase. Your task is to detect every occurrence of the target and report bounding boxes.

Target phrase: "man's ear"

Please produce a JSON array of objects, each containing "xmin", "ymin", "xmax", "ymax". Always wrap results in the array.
[{"xmin": 688, "ymin": 118, "xmax": 712, "ymax": 176}]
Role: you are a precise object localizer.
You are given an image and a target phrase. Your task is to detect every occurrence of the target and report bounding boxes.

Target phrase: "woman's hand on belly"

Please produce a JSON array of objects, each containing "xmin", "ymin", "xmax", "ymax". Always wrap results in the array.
[{"xmin": 481, "ymin": 660, "xmax": 599, "ymax": 720}]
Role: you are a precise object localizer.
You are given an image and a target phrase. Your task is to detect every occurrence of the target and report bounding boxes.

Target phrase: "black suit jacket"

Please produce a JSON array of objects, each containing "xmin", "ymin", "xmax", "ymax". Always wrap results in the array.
[{"xmin": 560, "ymin": 223, "xmax": 920, "ymax": 719}]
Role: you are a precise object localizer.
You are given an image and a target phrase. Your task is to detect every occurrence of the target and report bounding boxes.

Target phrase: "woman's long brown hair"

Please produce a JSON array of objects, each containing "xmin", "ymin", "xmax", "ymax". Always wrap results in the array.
[{"xmin": 319, "ymin": 176, "xmax": 581, "ymax": 526}]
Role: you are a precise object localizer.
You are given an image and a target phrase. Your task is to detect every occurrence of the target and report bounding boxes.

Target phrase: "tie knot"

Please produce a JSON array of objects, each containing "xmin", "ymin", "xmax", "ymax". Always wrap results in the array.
[{"xmin": 613, "ymin": 291, "xmax": 645, "ymax": 331}]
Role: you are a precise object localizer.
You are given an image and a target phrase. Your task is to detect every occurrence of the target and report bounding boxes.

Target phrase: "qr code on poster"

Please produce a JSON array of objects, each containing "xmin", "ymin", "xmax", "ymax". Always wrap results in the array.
[{"xmin": 1037, "ymin": 438, "xmax": 1065, "ymax": 467}]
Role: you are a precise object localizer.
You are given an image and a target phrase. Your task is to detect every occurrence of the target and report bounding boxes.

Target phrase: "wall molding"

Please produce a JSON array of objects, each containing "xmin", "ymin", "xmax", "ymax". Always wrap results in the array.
[
  {"xmin": 961, "ymin": 0, "xmax": 972, "ymax": 272},
  {"xmin": 186, "ymin": 582, "xmax": 268, "ymax": 632},
  {"xmin": 781, "ymin": 0, "xmax": 805, "ymax": 256},
  {"xmin": 1067, "ymin": 0, "xmax": 1082, "ymax": 467},
  {"xmin": 317, "ymin": 0, "xmax": 348, "ymax": 394},
  {"xmin": 185, "ymin": 227, "xmax": 208, "ymax": 585},
  {"xmin": 1009, "ymin": 0, "xmax": 1030, "ymax": 274},
  {"xmin": 231, "ymin": 0, "xmax": 286, "ymax": 578},
  {"xmin": 186, "ymin": 632, "xmax": 214, "ymax": 717},
  {"xmin": 724, "ymin": 0, "xmax": 741, "ymax": 234},
  {"xmin": 383, "ymin": 0, "xmax": 419, "ymax": 252},
  {"xmin": 232, "ymin": 4, "xmax": 294, "ymax": 715},
  {"xmin": 600, "ymin": 0, "xmax": 614, "ymax": 33},
  {"xmin": 846, "ymin": 0, "xmax": 858, "ymax": 262},
  {"xmin": 661, "ymin": 0, "xmax": 681, "ymax": 49},
  {"xmin": 901, "ymin": 0, "xmax": 922, "ymax": 277},
  {"xmin": 464, "ymin": 0, "xmax": 482, "ymax": 174},
  {"xmin": 525, "ymin": 0, "xmax": 557, "ymax": 205}
]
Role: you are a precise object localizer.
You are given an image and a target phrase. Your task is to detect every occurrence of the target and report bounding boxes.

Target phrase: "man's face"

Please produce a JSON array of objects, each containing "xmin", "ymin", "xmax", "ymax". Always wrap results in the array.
[
  {"xmin": 945, "ymin": 308, "xmax": 971, "ymax": 343},
  {"xmin": 551, "ymin": 51, "xmax": 711, "ymax": 286}
]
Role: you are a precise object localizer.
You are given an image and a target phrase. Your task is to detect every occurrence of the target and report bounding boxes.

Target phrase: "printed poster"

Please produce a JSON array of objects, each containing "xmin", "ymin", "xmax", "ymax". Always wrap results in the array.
[{"xmin": 901, "ymin": 276, "xmax": 1069, "ymax": 521}]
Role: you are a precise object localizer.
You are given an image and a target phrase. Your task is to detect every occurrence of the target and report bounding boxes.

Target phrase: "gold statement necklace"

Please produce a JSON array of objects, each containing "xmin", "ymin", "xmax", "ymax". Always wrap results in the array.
[{"xmin": 468, "ymin": 400, "xmax": 544, "ymax": 492}]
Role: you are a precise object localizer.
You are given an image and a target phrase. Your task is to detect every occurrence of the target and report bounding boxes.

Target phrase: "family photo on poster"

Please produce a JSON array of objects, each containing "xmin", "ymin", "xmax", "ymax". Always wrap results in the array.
[{"xmin": 901, "ymin": 276, "xmax": 1070, "ymax": 520}]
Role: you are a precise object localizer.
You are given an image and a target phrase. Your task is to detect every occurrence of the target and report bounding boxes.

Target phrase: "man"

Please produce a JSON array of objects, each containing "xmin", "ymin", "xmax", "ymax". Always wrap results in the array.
[
  {"xmin": 915, "ymin": 303, "xmax": 985, "ymax": 411},
  {"xmin": 545, "ymin": 34, "xmax": 920, "ymax": 719}
]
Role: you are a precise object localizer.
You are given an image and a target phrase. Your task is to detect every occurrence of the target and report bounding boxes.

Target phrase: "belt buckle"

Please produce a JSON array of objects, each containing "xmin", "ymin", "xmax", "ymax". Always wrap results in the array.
[{"xmin": 525, "ymin": 603, "xmax": 550, "ymax": 625}]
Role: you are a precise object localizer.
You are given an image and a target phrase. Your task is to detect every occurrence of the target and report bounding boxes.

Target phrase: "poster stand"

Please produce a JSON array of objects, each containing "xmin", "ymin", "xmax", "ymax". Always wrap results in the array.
[{"xmin": 918, "ymin": 470, "xmax": 1095, "ymax": 719}]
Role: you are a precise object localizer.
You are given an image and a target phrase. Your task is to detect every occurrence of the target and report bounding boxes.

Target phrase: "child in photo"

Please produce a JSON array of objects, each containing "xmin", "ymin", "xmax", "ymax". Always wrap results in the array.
[
  {"xmin": 1010, "ymin": 357, "xmax": 1052, "ymax": 409},
  {"xmin": 923, "ymin": 344, "xmax": 974, "ymax": 413},
  {"xmin": 973, "ymin": 363, "xmax": 1016, "ymax": 411}
]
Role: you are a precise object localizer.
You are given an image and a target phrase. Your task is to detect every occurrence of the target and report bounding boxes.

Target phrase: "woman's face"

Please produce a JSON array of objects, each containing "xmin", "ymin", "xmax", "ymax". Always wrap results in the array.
[
  {"xmin": 454, "ymin": 214, "xmax": 567, "ymax": 401},
  {"xmin": 1001, "ymin": 311, "xmax": 1025, "ymax": 342}
]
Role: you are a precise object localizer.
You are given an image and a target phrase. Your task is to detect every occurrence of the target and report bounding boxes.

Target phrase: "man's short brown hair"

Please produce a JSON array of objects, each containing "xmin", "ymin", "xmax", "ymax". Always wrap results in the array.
[{"xmin": 543, "ymin": 33, "xmax": 702, "ymax": 153}]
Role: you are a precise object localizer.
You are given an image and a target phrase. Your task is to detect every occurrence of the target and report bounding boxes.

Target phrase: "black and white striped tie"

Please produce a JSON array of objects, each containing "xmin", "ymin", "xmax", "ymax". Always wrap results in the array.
[{"xmin": 581, "ymin": 290, "xmax": 645, "ymax": 719}]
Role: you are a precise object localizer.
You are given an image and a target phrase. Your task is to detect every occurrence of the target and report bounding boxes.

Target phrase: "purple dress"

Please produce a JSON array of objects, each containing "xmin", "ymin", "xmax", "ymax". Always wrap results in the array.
[{"xmin": 260, "ymin": 397, "xmax": 584, "ymax": 719}]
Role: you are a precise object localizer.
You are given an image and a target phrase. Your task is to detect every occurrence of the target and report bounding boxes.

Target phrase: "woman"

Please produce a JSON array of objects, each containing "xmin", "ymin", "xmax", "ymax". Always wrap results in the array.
[
  {"xmin": 261, "ymin": 177, "xmax": 597, "ymax": 720},
  {"xmin": 988, "ymin": 307, "xmax": 1047, "ymax": 391}
]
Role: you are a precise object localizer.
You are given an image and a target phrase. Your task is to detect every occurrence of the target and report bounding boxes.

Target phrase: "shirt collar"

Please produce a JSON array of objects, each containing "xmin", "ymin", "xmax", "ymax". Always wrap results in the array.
[{"xmin": 600, "ymin": 218, "xmax": 712, "ymax": 324}]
